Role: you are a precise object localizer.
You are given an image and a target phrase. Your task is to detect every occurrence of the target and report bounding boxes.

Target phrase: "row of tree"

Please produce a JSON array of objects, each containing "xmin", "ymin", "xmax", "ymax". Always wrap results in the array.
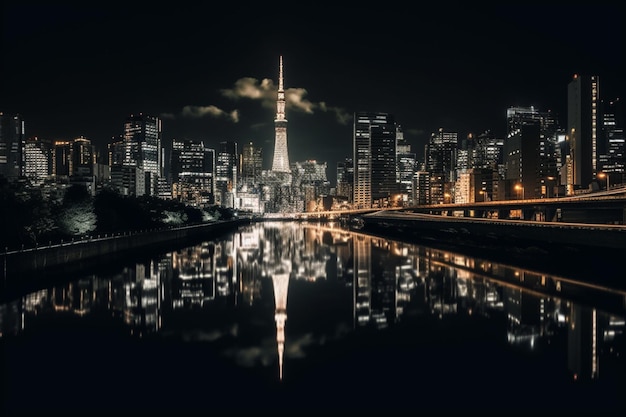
[{"xmin": 0, "ymin": 178, "xmax": 235, "ymax": 251}]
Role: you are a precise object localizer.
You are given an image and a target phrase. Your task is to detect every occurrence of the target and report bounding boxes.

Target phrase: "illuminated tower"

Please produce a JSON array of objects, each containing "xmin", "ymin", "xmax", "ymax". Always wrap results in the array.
[{"xmin": 271, "ymin": 56, "xmax": 290, "ymax": 173}]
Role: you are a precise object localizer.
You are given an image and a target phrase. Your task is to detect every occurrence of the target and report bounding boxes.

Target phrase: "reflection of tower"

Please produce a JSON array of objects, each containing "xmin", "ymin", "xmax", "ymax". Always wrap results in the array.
[
  {"xmin": 271, "ymin": 56, "xmax": 290, "ymax": 173},
  {"xmin": 272, "ymin": 261, "xmax": 290, "ymax": 381}
]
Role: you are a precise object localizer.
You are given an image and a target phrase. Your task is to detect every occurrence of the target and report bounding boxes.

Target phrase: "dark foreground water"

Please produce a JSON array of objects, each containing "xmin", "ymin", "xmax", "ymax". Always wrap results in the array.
[{"xmin": 2, "ymin": 222, "xmax": 625, "ymax": 416}]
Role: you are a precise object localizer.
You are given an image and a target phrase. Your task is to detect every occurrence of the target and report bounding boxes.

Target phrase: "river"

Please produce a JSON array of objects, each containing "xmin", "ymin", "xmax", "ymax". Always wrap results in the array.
[{"xmin": 1, "ymin": 221, "xmax": 625, "ymax": 415}]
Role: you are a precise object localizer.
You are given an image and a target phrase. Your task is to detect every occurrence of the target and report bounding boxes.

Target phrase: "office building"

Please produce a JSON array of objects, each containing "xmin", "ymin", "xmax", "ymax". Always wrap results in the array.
[
  {"xmin": 426, "ymin": 128, "xmax": 457, "ymax": 204},
  {"xmin": 567, "ymin": 74, "xmax": 599, "ymax": 191},
  {"xmin": 353, "ymin": 112, "xmax": 397, "ymax": 209},
  {"xmin": 216, "ymin": 140, "xmax": 238, "ymax": 208},
  {"xmin": 170, "ymin": 139, "xmax": 215, "ymax": 207},
  {"xmin": 0, "ymin": 112, "xmax": 25, "ymax": 180},
  {"xmin": 122, "ymin": 113, "xmax": 163, "ymax": 196}
]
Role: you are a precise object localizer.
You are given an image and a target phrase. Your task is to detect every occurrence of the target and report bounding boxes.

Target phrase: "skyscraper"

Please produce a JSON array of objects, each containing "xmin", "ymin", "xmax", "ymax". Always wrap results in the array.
[
  {"xmin": 568, "ymin": 74, "xmax": 599, "ymax": 190},
  {"xmin": 599, "ymin": 97, "xmax": 624, "ymax": 186},
  {"xmin": 170, "ymin": 139, "xmax": 215, "ymax": 207},
  {"xmin": 271, "ymin": 56, "xmax": 290, "ymax": 173},
  {"xmin": 0, "ymin": 112, "xmax": 25, "ymax": 180},
  {"xmin": 353, "ymin": 112, "xmax": 397, "ymax": 209},
  {"xmin": 123, "ymin": 113, "xmax": 163, "ymax": 196},
  {"xmin": 216, "ymin": 140, "xmax": 238, "ymax": 208},
  {"xmin": 24, "ymin": 137, "xmax": 52, "ymax": 185},
  {"xmin": 240, "ymin": 141, "xmax": 263, "ymax": 186},
  {"xmin": 426, "ymin": 128, "xmax": 458, "ymax": 204}
]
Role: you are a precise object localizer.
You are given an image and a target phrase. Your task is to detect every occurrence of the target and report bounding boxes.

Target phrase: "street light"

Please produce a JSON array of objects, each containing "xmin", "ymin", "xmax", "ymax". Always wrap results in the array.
[
  {"xmin": 597, "ymin": 172, "xmax": 609, "ymax": 191},
  {"xmin": 514, "ymin": 184, "xmax": 524, "ymax": 200},
  {"xmin": 479, "ymin": 190, "xmax": 486, "ymax": 202},
  {"xmin": 546, "ymin": 176, "xmax": 558, "ymax": 198}
]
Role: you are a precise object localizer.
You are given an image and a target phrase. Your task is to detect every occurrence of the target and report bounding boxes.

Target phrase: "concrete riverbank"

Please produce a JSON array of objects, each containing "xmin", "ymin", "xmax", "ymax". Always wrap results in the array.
[
  {"xmin": 360, "ymin": 211, "xmax": 626, "ymax": 289},
  {"xmin": 1, "ymin": 218, "xmax": 250, "ymax": 296},
  {"xmin": 361, "ymin": 211, "xmax": 626, "ymax": 250}
]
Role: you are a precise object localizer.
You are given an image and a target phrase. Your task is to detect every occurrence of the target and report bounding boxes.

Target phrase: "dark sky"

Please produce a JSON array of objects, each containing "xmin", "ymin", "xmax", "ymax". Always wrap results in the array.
[{"xmin": 2, "ymin": 2, "xmax": 624, "ymax": 183}]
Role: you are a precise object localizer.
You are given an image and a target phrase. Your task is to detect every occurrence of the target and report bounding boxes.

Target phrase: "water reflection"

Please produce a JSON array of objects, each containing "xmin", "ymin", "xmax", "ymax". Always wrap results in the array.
[{"xmin": 1, "ymin": 221, "xmax": 626, "ymax": 411}]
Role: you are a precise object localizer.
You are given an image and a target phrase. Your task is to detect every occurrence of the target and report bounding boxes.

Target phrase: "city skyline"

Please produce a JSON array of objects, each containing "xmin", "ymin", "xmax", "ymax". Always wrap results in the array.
[{"xmin": 3, "ymin": 3, "xmax": 623, "ymax": 182}]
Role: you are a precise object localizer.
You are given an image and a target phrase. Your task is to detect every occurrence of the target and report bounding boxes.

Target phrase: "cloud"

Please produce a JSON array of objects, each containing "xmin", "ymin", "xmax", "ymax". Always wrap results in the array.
[
  {"xmin": 181, "ymin": 105, "xmax": 239, "ymax": 122},
  {"xmin": 285, "ymin": 88, "xmax": 314, "ymax": 113},
  {"xmin": 220, "ymin": 77, "xmax": 351, "ymax": 124},
  {"xmin": 159, "ymin": 112, "xmax": 176, "ymax": 120},
  {"xmin": 220, "ymin": 77, "xmax": 276, "ymax": 113},
  {"xmin": 318, "ymin": 102, "xmax": 352, "ymax": 125}
]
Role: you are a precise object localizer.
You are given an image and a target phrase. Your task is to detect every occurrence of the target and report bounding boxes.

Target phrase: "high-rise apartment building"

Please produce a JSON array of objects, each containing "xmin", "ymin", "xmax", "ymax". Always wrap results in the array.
[
  {"xmin": 353, "ymin": 112, "xmax": 397, "ymax": 209},
  {"xmin": 567, "ymin": 74, "xmax": 599, "ymax": 191}
]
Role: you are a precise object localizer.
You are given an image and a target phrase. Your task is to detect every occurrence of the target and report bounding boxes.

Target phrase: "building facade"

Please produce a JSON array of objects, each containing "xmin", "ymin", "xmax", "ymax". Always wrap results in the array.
[
  {"xmin": 353, "ymin": 112, "xmax": 397, "ymax": 209},
  {"xmin": 0, "ymin": 112, "xmax": 25, "ymax": 180},
  {"xmin": 122, "ymin": 113, "xmax": 163, "ymax": 196},
  {"xmin": 567, "ymin": 74, "xmax": 599, "ymax": 191}
]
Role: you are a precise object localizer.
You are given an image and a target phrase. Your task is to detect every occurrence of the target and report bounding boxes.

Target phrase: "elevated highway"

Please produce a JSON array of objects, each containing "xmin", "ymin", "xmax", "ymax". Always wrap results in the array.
[
  {"xmin": 293, "ymin": 186, "xmax": 626, "ymax": 225},
  {"xmin": 407, "ymin": 187, "xmax": 626, "ymax": 224}
]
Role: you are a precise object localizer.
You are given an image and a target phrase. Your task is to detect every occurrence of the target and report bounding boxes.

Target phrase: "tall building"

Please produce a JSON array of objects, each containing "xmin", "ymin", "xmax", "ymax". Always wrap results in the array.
[
  {"xmin": 271, "ymin": 56, "xmax": 290, "ymax": 173},
  {"xmin": 505, "ymin": 106, "xmax": 559, "ymax": 199},
  {"xmin": 71, "ymin": 136, "xmax": 96, "ymax": 177},
  {"xmin": 412, "ymin": 169, "xmax": 431, "ymax": 205},
  {"xmin": 505, "ymin": 121, "xmax": 540, "ymax": 199},
  {"xmin": 123, "ymin": 113, "xmax": 163, "ymax": 195},
  {"xmin": 24, "ymin": 137, "xmax": 53, "ymax": 185},
  {"xmin": 336, "ymin": 157, "xmax": 354, "ymax": 203},
  {"xmin": 426, "ymin": 128, "xmax": 458, "ymax": 204},
  {"xmin": 567, "ymin": 74, "xmax": 600, "ymax": 190},
  {"xmin": 216, "ymin": 140, "xmax": 238, "ymax": 208},
  {"xmin": 474, "ymin": 130, "xmax": 504, "ymax": 170},
  {"xmin": 170, "ymin": 139, "xmax": 215, "ymax": 207},
  {"xmin": 353, "ymin": 112, "xmax": 397, "ymax": 209},
  {"xmin": 396, "ymin": 126, "xmax": 416, "ymax": 205},
  {"xmin": 292, "ymin": 160, "xmax": 330, "ymax": 210},
  {"xmin": 53, "ymin": 140, "xmax": 71, "ymax": 177},
  {"xmin": 0, "ymin": 112, "xmax": 25, "ymax": 180},
  {"xmin": 240, "ymin": 141, "xmax": 263, "ymax": 186},
  {"xmin": 599, "ymin": 97, "xmax": 624, "ymax": 186}
]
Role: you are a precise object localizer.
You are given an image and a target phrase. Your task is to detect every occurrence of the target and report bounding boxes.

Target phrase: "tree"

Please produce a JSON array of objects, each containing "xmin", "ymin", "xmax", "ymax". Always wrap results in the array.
[{"xmin": 57, "ymin": 184, "xmax": 96, "ymax": 237}]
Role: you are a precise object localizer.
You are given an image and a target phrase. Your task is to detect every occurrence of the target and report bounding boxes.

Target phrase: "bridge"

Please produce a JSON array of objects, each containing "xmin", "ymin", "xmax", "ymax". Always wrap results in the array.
[
  {"xmin": 293, "ymin": 186, "xmax": 626, "ymax": 225},
  {"xmin": 406, "ymin": 187, "xmax": 626, "ymax": 224}
]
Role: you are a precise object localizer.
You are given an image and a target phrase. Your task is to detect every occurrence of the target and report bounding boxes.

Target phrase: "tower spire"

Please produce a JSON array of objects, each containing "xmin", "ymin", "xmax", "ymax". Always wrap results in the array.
[
  {"xmin": 271, "ymin": 55, "xmax": 290, "ymax": 173},
  {"xmin": 278, "ymin": 55, "xmax": 284, "ymax": 92}
]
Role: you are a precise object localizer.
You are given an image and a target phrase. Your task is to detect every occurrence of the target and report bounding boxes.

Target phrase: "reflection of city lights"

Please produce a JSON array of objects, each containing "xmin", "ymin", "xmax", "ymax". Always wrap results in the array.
[{"xmin": 3, "ymin": 221, "xmax": 626, "ymax": 396}]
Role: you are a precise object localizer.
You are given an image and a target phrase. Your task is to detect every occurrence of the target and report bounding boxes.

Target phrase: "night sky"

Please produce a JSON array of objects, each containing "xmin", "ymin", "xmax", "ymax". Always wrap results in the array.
[{"xmin": 3, "ymin": 2, "xmax": 624, "ymax": 183}]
